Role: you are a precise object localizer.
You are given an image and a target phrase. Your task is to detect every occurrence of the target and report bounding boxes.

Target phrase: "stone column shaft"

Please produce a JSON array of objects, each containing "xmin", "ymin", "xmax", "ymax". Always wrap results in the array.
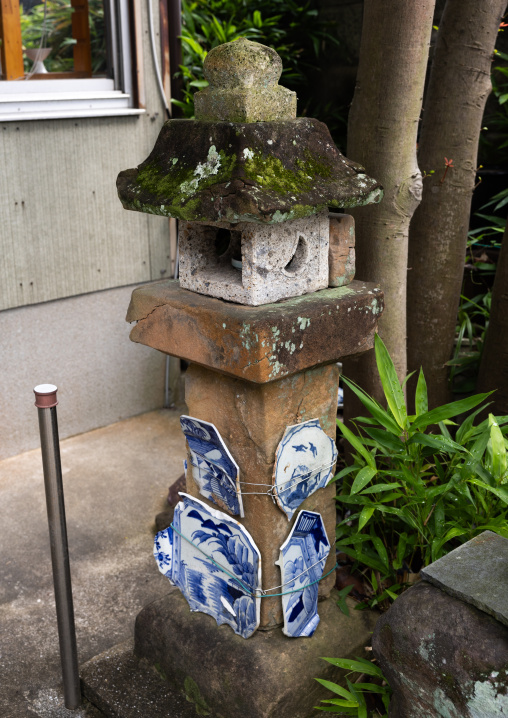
[{"xmin": 184, "ymin": 363, "xmax": 339, "ymax": 628}]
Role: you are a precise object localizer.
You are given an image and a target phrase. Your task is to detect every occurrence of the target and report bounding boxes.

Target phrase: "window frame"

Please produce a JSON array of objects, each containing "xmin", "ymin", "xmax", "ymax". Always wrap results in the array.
[{"xmin": 0, "ymin": 0, "xmax": 144, "ymax": 121}]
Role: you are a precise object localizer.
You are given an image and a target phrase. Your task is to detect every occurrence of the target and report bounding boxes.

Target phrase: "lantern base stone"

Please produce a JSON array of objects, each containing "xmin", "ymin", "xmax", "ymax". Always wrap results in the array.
[{"xmin": 131, "ymin": 587, "xmax": 378, "ymax": 718}]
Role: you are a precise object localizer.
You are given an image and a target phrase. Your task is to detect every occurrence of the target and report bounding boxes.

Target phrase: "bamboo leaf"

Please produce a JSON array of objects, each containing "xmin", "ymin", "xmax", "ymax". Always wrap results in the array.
[
  {"xmin": 488, "ymin": 414, "xmax": 508, "ymax": 482},
  {"xmin": 415, "ymin": 368, "xmax": 428, "ymax": 417},
  {"xmin": 360, "ymin": 482, "xmax": 402, "ymax": 494},
  {"xmin": 358, "ymin": 506, "xmax": 375, "ymax": 530},
  {"xmin": 322, "ymin": 657, "xmax": 384, "ymax": 678},
  {"xmin": 408, "ymin": 433, "xmax": 467, "ymax": 454},
  {"xmin": 374, "ymin": 334, "xmax": 408, "ymax": 429},
  {"xmin": 351, "ymin": 466, "xmax": 377, "ymax": 495},
  {"xmin": 412, "ymin": 393, "xmax": 493, "ymax": 431},
  {"xmin": 468, "ymin": 479, "xmax": 508, "ymax": 505},
  {"xmin": 342, "ymin": 377, "xmax": 401, "ymax": 434},
  {"xmin": 314, "ymin": 679, "xmax": 356, "ymax": 701},
  {"xmin": 336, "ymin": 420, "xmax": 376, "ymax": 469}
]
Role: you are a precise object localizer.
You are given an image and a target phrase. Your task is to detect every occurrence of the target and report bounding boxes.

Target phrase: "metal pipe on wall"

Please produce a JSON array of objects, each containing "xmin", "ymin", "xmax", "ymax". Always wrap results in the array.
[{"xmin": 34, "ymin": 384, "xmax": 81, "ymax": 710}]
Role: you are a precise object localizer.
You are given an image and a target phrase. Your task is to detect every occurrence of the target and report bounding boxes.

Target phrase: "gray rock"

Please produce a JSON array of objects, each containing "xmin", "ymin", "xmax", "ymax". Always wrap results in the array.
[
  {"xmin": 372, "ymin": 582, "xmax": 508, "ymax": 718},
  {"xmin": 421, "ymin": 530, "xmax": 508, "ymax": 628}
]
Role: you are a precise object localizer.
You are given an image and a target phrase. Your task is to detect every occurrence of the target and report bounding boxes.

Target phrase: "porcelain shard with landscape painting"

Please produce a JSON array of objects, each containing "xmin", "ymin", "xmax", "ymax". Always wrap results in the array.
[
  {"xmin": 272, "ymin": 418, "xmax": 337, "ymax": 520},
  {"xmin": 153, "ymin": 492, "xmax": 261, "ymax": 639},
  {"xmin": 276, "ymin": 510, "xmax": 330, "ymax": 638},
  {"xmin": 180, "ymin": 414, "xmax": 244, "ymax": 517}
]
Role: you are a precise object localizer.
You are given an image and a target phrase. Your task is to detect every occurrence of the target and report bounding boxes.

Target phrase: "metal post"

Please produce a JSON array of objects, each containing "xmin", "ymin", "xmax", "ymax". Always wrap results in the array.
[{"xmin": 34, "ymin": 384, "xmax": 81, "ymax": 710}]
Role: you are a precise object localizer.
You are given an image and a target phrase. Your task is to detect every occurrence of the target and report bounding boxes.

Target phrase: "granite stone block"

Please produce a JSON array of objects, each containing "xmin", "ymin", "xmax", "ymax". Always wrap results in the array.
[
  {"xmin": 126, "ymin": 279, "xmax": 384, "ymax": 383},
  {"xmin": 421, "ymin": 530, "xmax": 508, "ymax": 627},
  {"xmin": 178, "ymin": 213, "xmax": 329, "ymax": 305},
  {"xmin": 329, "ymin": 212, "xmax": 356, "ymax": 287},
  {"xmin": 183, "ymin": 362, "xmax": 339, "ymax": 628},
  {"xmin": 135, "ymin": 588, "xmax": 378, "ymax": 718}
]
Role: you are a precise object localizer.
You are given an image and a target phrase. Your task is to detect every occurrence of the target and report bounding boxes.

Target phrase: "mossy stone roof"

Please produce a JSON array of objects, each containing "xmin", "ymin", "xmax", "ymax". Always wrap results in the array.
[{"xmin": 117, "ymin": 118, "xmax": 383, "ymax": 224}]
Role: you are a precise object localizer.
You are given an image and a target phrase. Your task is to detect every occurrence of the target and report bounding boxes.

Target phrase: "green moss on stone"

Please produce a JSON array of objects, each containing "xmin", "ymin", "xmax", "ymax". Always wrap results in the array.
[
  {"xmin": 243, "ymin": 150, "xmax": 333, "ymax": 196},
  {"xmin": 131, "ymin": 146, "xmax": 236, "ymax": 220},
  {"xmin": 184, "ymin": 676, "xmax": 211, "ymax": 715}
]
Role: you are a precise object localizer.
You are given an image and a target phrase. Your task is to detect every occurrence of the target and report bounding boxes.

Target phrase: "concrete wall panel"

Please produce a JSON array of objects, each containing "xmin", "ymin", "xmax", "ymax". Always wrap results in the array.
[{"xmin": 0, "ymin": 284, "xmax": 165, "ymax": 459}]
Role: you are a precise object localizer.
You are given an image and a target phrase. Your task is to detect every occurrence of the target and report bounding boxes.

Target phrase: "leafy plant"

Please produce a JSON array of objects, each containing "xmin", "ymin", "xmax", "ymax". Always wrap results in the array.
[
  {"xmin": 479, "ymin": 47, "xmax": 508, "ymax": 166},
  {"xmin": 334, "ymin": 334, "xmax": 508, "ymax": 611},
  {"xmin": 315, "ymin": 657, "xmax": 391, "ymax": 717},
  {"xmin": 447, "ymin": 194, "xmax": 506, "ymax": 394},
  {"xmin": 175, "ymin": 0, "xmax": 346, "ymax": 142},
  {"xmin": 447, "ymin": 291, "xmax": 492, "ymax": 394}
]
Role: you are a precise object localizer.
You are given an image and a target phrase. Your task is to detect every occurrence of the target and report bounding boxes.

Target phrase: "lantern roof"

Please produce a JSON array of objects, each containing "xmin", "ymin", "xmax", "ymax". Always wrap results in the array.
[{"xmin": 117, "ymin": 39, "xmax": 382, "ymax": 224}]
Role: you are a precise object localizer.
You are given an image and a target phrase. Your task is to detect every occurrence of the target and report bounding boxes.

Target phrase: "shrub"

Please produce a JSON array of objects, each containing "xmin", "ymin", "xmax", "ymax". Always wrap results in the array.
[{"xmin": 334, "ymin": 334, "xmax": 508, "ymax": 611}]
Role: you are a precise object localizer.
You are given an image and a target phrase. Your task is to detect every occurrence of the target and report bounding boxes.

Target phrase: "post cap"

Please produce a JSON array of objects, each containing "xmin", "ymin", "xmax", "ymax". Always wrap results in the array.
[
  {"xmin": 194, "ymin": 38, "xmax": 297, "ymax": 122},
  {"xmin": 34, "ymin": 384, "xmax": 58, "ymax": 408}
]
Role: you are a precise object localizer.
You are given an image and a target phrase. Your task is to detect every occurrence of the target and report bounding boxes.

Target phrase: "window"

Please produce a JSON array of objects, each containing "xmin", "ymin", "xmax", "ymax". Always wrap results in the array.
[{"xmin": 0, "ymin": 0, "xmax": 143, "ymax": 120}]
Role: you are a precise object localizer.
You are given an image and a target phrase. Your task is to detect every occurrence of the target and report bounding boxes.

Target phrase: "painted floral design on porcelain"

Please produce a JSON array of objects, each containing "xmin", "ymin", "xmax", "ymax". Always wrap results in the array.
[
  {"xmin": 153, "ymin": 493, "xmax": 261, "ymax": 639},
  {"xmin": 180, "ymin": 415, "xmax": 244, "ymax": 517},
  {"xmin": 272, "ymin": 418, "xmax": 337, "ymax": 520},
  {"xmin": 276, "ymin": 510, "xmax": 330, "ymax": 637}
]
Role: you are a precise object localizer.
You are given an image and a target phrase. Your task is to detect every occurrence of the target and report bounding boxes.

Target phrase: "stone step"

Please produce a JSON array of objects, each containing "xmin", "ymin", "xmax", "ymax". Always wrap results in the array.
[{"xmin": 80, "ymin": 640, "xmax": 198, "ymax": 718}]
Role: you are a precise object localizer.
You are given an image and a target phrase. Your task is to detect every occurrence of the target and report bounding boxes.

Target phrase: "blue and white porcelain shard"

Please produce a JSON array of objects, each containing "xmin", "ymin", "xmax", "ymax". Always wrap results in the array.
[
  {"xmin": 153, "ymin": 492, "xmax": 261, "ymax": 639},
  {"xmin": 272, "ymin": 418, "xmax": 338, "ymax": 521},
  {"xmin": 275, "ymin": 510, "xmax": 330, "ymax": 638},
  {"xmin": 180, "ymin": 414, "xmax": 244, "ymax": 517}
]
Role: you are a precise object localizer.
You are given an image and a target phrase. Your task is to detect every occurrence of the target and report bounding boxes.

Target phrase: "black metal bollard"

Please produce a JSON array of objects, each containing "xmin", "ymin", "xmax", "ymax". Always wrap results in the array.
[{"xmin": 34, "ymin": 384, "xmax": 81, "ymax": 710}]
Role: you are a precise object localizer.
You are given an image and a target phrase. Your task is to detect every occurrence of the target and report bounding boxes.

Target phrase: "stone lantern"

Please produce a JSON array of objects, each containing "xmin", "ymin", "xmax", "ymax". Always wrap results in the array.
[{"xmin": 104, "ymin": 38, "xmax": 384, "ymax": 718}]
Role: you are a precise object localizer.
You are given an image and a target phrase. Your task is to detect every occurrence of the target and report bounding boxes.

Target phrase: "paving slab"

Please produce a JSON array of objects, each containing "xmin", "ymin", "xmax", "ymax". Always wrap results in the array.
[
  {"xmin": 421, "ymin": 530, "xmax": 508, "ymax": 627},
  {"xmin": 127, "ymin": 279, "xmax": 383, "ymax": 382}
]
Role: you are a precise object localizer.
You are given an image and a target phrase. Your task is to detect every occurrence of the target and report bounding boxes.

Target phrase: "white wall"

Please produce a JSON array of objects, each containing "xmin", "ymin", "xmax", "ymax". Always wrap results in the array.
[
  {"xmin": 0, "ymin": 0, "xmax": 173, "ymax": 457},
  {"xmin": 0, "ymin": 284, "xmax": 166, "ymax": 460}
]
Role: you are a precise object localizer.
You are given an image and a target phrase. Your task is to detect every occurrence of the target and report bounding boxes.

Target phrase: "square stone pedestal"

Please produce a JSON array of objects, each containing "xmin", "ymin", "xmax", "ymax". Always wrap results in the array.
[{"xmin": 133, "ymin": 588, "xmax": 378, "ymax": 718}]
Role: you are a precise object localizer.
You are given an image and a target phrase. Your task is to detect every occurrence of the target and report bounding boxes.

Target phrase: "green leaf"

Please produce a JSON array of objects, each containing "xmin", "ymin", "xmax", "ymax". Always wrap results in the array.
[
  {"xmin": 358, "ymin": 506, "xmax": 375, "ymax": 530},
  {"xmin": 393, "ymin": 532, "xmax": 408, "ymax": 570},
  {"xmin": 360, "ymin": 482, "xmax": 402, "ymax": 494},
  {"xmin": 315, "ymin": 679, "xmax": 356, "ymax": 701},
  {"xmin": 334, "ymin": 545, "xmax": 387, "ymax": 573},
  {"xmin": 468, "ymin": 479, "xmax": 508, "ymax": 505},
  {"xmin": 488, "ymin": 414, "xmax": 508, "ymax": 481},
  {"xmin": 181, "ymin": 35, "xmax": 207, "ymax": 59},
  {"xmin": 363, "ymin": 427, "xmax": 406, "ymax": 453},
  {"xmin": 322, "ymin": 657, "xmax": 385, "ymax": 678},
  {"xmin": 336, "ymin": 420, "xmax": 376, "ymax": 470},
  {"xmin": 374, "ymin": 334, "xmax": 408, "ymax": 430},
  {"xmin": 328, "ymin": 464, "xmax": 359, "ymax": 484},
  {"xmin": 456, "ymin": 403, "xmax": 491, "ymax": 445},
  {"xmin": 342, "ymin": 377, "xmax": 401, "ymax": 434},
  {"xmin": 188, "ymin": 79, "xmax": 209, "ymax": 88},
  {"xmin": 412, "ymin": 393, "xmax": 492, "ymax": 431},
  {"xmin": 407, "ymin": 433, "xmax": 467, "ymax": 454},
  {"xmin": 336, "ymin": 585, "xmax": 354, "ymax": 616},
  {"xmin": 354, "ymin": 682, "xmax": 388, "ymax": 694},
  {"xmin": 370, "ymin": 529, "xmax": 389, "ymax": 571},
  {"xmin": 415, "ymin": 368, "xmax": 428, "ymax": 417},
  {"xmin": 351, "ymin": 466, "xmax": 377, "ymax": 495}
]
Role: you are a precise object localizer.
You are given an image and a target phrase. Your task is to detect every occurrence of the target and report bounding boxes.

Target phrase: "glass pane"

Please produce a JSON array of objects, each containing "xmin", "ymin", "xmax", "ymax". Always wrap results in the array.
[{"xmin": 19, "ymin": 0, "xmax": 107, "ymax": 75}]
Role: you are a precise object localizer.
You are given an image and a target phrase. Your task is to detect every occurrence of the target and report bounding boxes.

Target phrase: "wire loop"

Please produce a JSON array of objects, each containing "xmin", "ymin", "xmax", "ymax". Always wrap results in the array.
[{"xmin": 168, "ymin": 523, "xmax": 337, "ymax": 598}]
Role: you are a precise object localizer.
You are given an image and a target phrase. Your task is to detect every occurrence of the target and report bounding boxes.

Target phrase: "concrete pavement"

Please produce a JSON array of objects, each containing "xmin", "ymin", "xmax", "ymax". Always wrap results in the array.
[{"xmin": 0, "ymin": 409, "xmax": 187, "ymax": 717}]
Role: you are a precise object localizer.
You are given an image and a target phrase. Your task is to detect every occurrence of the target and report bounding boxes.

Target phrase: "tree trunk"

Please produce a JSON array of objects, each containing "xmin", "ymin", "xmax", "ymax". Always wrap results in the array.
[
  {"xmin": 476, "ymin": 219, "xmax": 508, "ymax": 415},
  {"xmin": 407, "ymin": 0, "xmax": 507, "ymax": 410},
  {"xmin": 343, "ymin": 0, "xmax": 435, "ymax": 416}
]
